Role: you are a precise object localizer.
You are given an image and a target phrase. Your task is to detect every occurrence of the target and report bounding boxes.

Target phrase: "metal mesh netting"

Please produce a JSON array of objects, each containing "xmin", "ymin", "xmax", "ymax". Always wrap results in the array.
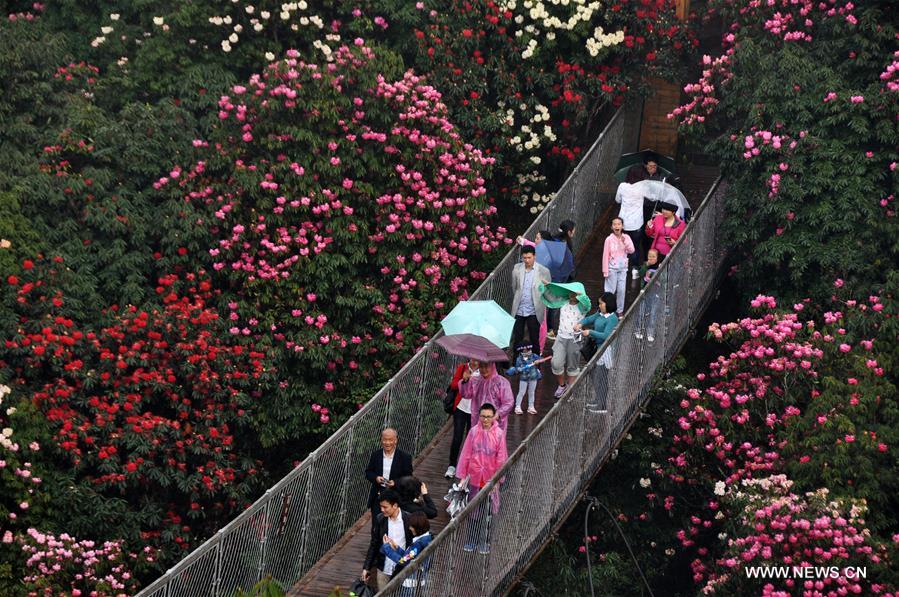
[
  {"xmin": 383, "ymin": 176, "xmax": 728, "ymax": 596},
  {"xmin": 138, "ymin": 103, "xmax": 652, "ymax": 597}
]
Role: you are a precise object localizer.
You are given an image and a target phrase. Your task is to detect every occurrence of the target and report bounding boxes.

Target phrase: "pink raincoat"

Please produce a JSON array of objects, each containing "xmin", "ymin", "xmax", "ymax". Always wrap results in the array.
[
  {"xmin": 456, "ymin": 422, "xmax": 508, "ymax": 489},
  {"xmin": 460, "ymin": 363, "xmax": 515, "ymax": 431}
]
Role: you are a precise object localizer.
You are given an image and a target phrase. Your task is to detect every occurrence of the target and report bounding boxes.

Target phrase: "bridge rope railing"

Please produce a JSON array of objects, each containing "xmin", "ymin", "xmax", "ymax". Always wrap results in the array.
[
  {"xmin": 137, "ymin": 102, "xmax": 642, "ymax": 597},
  {"xmin": 381, "ymin": 175, "xmax": 728, "ymax": 596}
]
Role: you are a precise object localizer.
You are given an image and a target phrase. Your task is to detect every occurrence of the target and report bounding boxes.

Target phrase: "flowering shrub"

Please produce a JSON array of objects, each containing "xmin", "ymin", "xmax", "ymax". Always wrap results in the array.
[
  {"xmin": 0, "ymin": 384, "xmax": 48, "ymax": 592},
  {"xmin": 666, "ymin": 283, "xmax": 899, "ymax": 593},
  {"xmin": 670, "ymin": 0, "xmax": 899, "ymax": 302},
  {"xmin": 386, "ymin": 0, "xmax": 696, "ymax": 211},
  {"xmin": 153, "ymin": 42, "xmax": 508, "ymax": 444},
  {"xmin": 18, "ymin": 528, "xmax": 155, "ymax": 596},
  {"xmin": 2, "ymin": 259, "xmax": 269, "ymax": 569},
  {"xmin": 699, "ymin": 475, "xmax": 893, "ymax": 595}
]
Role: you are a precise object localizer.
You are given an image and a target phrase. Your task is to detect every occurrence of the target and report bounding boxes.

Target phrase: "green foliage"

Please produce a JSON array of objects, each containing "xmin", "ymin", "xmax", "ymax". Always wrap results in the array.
[
  {"xmin": 234, "ymin": 575, "xmax": 286, "ymax": 597},
  {"xmin": 519, "ymin": 363, "xmax": 697, "ymax": 596},
  {"xmin": 0, "ymin": 0, "xmax": 696, "ymax": 592},
  {"xmin": 155, "ymin": 42, "xmax": 506, "ymax": 447},
  {"xmin": 677, "ymin": 0, "xmax": 899, "ymax": 303}
]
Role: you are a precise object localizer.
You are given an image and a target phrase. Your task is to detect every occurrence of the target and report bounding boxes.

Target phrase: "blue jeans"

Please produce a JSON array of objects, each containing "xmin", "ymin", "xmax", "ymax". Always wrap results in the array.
[
  {"xmin": 465, "ymin": 486, "xmax": 492, "ymax": 548},
  {"xmin": 640, "ymin": 291, "xmax": 667, "ymax": 336}
]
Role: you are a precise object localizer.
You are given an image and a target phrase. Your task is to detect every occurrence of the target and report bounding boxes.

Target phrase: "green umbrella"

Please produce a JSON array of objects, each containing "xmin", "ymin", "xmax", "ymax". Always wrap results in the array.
[
  {"xmin": 539, "ymin": 281, "xmax": 591, "ymax": 312},
  {"xmin": 613, "ymin": 149, "xmax": 676, "ymax": 183},
  {"xmin": 440, "ymin": 300, "xmax": 515, "ymax": 349}
]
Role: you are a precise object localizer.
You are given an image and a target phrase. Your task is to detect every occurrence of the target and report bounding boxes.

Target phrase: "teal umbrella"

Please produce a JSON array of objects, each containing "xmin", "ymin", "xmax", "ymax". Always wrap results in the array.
[
  {"xmin": 539, "ymin": 281, "xmax": 591, "ymax": 313},
  {"xmin": 440, "ymin": 300, "xmax": 515, "ymax": 349}
]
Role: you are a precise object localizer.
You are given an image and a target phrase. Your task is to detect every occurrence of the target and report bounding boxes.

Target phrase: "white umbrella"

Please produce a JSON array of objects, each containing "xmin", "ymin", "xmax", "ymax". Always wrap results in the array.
[{"xmin": 632, "ymin": 180, "xmax": 690, "ymax": 220}]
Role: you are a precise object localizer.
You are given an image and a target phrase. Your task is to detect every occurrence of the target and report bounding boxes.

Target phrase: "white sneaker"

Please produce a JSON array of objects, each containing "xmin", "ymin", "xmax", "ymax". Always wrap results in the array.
[
  {"xmin": 647, "ymin": 335, "xmax": 655, "ymax": 342},
  {"xmin": 634, "ymin": 331, "xmax": 643, "ymax": 340},
  {"xmin": 527, "ymin": 407, "xmax": 537, "ymax": 414},
  {"xmin": 444, "ymin": 465, "xmax": 456, "ymax": 478},
  {"xmin": 514, "ymin": 407, "xmax": 523, "ymax": 415}
]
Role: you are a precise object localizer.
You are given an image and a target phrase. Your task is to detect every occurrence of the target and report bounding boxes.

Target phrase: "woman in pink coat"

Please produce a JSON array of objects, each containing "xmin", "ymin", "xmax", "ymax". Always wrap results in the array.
[
  {"xmin": 602, "ymin": 217, "xmax": 635, "ymax": 317},
  {"xmin": 645, "ymin": 201, "xmax": 686, "ymax": 259},
  {"xmin": 456, "ymin": 403, "xmax": 508, "ymax": 554},
  {"xmin": 459, "ymin": 361, "xmax": 514, "ymax": 432}
]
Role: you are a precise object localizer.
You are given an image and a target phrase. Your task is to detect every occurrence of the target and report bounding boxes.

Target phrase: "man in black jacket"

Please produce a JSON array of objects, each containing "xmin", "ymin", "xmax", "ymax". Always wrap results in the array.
[
  {"xmin": 361, "ymin": 489, "xmax": 414, "ymax": 591},
  {"xmin": 364, "ymin": 428, "xmax": 414, "ymax": 527}
]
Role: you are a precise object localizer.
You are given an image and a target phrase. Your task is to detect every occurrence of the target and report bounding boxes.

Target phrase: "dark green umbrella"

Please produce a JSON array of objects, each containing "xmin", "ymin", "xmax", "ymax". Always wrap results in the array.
[{"xmin": 613, "ymin": 149, "xmax": 676, "ymax": 183}]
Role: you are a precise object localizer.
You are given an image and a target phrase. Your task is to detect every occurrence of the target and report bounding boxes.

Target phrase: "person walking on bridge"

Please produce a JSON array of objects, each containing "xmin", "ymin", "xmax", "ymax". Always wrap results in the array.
[
  {"xmin": 455, "ymin": 403, "xmax": 508, "ymax": 554},
  {"xmin": 364, "ymin": 428, "xmax": 413, "ymax": 530},
  {"xmin": 510, "ymin": 244, "xmax": 551, "ymax": 356},
  {"xmin": 459, "ymin": 361, "xmax": 514, "ymax": 432},
  {"xmin": 361, "ymin": 489, "xmax": 413, "ymax": 591}
]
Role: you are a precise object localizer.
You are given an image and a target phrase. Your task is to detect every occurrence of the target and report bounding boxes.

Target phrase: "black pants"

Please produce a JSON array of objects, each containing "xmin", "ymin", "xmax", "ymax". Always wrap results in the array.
[
  {"xmin": 511, "ymin": 314, "xmax": 540, "ymax": 355},
  {"xmin": 625, "ymin": 229, "xmax": 642, "ymax": 267},
  {"xmin": 449, "ymin": 408, "xmax": 471, "ymax": 466}
]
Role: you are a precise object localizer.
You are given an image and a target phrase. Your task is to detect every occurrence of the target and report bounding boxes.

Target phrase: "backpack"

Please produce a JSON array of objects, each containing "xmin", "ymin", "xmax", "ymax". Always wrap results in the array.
[{"xmin": 442, "ymin": 384, "xmax": 456, "ymax": 414}]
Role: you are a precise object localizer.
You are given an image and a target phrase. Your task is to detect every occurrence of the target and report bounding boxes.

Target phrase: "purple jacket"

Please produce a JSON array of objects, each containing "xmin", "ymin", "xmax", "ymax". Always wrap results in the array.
[{"xmin": 460, "ymin": 369, "xmax": 514, "ymax": 431}]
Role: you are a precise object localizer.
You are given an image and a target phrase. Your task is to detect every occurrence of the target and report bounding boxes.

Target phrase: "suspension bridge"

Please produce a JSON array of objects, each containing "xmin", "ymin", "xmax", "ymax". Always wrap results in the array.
[{"xmin": 138, "ymin": 101, "xmax": 725, "ymax": 597}]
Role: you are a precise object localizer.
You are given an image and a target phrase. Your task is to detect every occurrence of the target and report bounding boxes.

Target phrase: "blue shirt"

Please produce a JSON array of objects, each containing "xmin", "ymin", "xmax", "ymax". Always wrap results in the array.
[{"xmin": 517, "ymin": 267, "xmax": 536, "ymax": 317}]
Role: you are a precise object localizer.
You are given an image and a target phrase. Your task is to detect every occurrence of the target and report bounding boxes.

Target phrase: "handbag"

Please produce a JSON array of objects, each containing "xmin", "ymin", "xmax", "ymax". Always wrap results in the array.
[
  {"xmin": 579, "ymin": 336, "xmax": 598, "ymax": 361},
  {"xmin": 349, "ymin": 578, "xmax": 375, "ymax": 597},
  {"xmin": 442, "ymin": 384, "xmax": 456, "ymax": 414}
]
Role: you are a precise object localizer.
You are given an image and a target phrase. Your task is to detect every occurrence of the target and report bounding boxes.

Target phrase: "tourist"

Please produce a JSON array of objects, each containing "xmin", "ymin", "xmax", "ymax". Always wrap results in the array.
[
  {"xmin": 537, "ymin": 223, "xmax": 576, "ymax": 337},
  {"xmin": 510, "ymin": 245, "xmax": 551, "ymax": 356},
  {"xmin": 396, "ymin": 476, "xmax": 437, "ymax": 519},
  {"xmin": 645, "ymin": 201, "xmax": 686, "ymax": 259},
  {"xmin": 635, "ymin": 249, "xmax": 661, "ymax": 342},
  {"xmin": 506, "ymin": 343, "xmax": 550, "ymax": 415},
  {"xmin": 362, "ymin": 489, "xmax": 413, "ymax": 591},
  {"xmin": 615, "ymin": 169, "xmax": 647, "ymax": 266},
  {"xmin": 364, "ymin": 429, "xmax": 413, "ymax": 529},
  {"xmin": 456, "ymin": 403, "xmax": 508, "ymax": 554},
  {"xmin": 577, "ymin": 292, "xmax": 619, "ymax": 413},
  {"xmin": 380, "ymin": 511, "xmax": 433, "ymax": 597},
  {"xmin": 550, "ymin": 284, "xmax": 590, "ymax": 398},
  {"xmin": 602, "ymin": 217, "xmax": 634, "ymax": 317},
  {"xmin": 459, "ymin": 361, "xmax": 514, "ymax": 432},
  {"xmin": 445, "ymin": 358, "xmax": 479, "ymax": 478}
]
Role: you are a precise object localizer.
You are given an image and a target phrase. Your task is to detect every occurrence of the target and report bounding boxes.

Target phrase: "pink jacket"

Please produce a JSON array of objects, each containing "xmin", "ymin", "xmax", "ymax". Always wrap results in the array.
[
  {"xmin": 461, "ymin": 372, "xmax": 514, "ymax": 431},
  {"xmin": 456, "ymin": 422, "xmax": 508, "ymax": 489},
  {"xmin": 645, "ymin": 214, "xmax": 686, "ymax": 256},
  {"xmin": 602, "ymin": 233, "xmax": 635, "ymax": 277}
]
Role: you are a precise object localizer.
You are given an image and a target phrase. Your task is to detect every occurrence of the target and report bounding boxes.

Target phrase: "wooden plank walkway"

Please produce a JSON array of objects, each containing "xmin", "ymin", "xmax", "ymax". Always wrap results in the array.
[{"xmin": 290, "ymin": 166, "xmax": 717, "ymax": 596}]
